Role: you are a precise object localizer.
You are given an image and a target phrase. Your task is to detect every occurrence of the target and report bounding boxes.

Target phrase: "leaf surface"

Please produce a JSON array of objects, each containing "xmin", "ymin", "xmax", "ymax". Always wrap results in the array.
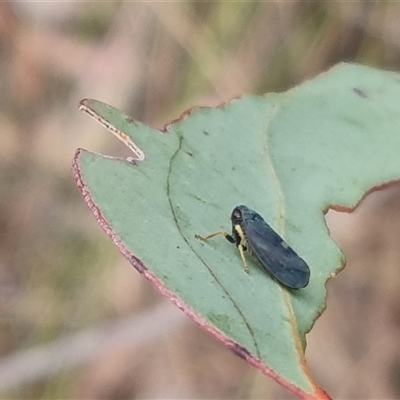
[{"xmin": 73, "ymin": 64, "xmax": 400, "ymax": 398}]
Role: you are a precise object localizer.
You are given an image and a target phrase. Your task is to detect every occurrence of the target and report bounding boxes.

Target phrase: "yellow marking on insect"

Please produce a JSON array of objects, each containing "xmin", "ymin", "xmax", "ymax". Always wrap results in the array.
[
  {"xmin": 233, "ymin": 224, "xmax": 251, "ymax": 273},
  {"xmin": 234, "ymin": 224, "xmax": 247, "ymax": 247}
]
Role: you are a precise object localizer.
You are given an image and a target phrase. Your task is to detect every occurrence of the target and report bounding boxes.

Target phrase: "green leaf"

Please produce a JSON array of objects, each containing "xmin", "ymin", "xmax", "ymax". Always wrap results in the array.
[{"xmin": 73, "ymin": 63, "xmax": 400, "ymax": 399}]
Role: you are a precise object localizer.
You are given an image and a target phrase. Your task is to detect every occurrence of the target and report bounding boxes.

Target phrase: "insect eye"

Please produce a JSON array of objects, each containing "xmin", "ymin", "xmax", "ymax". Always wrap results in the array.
[{"xmin": 233, "ymin": 209, "xmax": 242, "ymax": 219}]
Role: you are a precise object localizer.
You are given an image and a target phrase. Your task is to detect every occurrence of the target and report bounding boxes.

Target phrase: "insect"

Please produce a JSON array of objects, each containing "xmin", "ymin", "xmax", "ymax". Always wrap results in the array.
[{"xmin": 195, "ymin": 205, "xmax": 310, "ymax": 289}]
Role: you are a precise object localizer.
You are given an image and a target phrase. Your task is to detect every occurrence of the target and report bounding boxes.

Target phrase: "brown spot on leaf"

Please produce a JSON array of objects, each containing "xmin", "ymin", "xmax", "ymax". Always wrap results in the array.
[
  {"xmin": 353, "ymin": 87, "xmax": 367, "ymax": 98},
  {"xmin": 232, "ymin": 343, "xmax": 251, "ymax": 360}
]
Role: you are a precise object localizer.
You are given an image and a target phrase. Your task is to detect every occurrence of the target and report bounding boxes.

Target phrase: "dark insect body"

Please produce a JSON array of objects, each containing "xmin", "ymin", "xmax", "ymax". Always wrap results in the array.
[{"xmin": 195, "ymin": 205, "xmax": 310, "ymax": 289}]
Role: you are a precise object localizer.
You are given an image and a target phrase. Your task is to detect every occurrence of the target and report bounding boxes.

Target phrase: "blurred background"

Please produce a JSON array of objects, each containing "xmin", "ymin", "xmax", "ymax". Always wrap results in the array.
[{"xmin": 1, "ymin": 2, "xmax": 400, "ymax": 399}]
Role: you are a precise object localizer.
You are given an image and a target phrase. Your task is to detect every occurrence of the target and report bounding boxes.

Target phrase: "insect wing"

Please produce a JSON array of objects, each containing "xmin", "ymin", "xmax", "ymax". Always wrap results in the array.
[{"xmin": 242, "ymin": 216, "xmax": 310, "ymax": 289}]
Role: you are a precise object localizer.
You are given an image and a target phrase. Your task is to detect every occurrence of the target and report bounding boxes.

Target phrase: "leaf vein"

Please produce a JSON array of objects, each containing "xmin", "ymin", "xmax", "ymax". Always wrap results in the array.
[{"xmin": 166, "ymin": 135, "xmax": 261, "ymax": 359}]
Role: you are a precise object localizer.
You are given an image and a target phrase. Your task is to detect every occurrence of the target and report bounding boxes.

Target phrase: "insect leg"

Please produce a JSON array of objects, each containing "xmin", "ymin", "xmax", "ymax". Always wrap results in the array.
[
  {"xmin": 195, "ymin": 231, "xmax": 235, "ymax": 243},
  {"xmin": 238, "ymin": 244, "xmax": 250, "ymax": 273}
]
